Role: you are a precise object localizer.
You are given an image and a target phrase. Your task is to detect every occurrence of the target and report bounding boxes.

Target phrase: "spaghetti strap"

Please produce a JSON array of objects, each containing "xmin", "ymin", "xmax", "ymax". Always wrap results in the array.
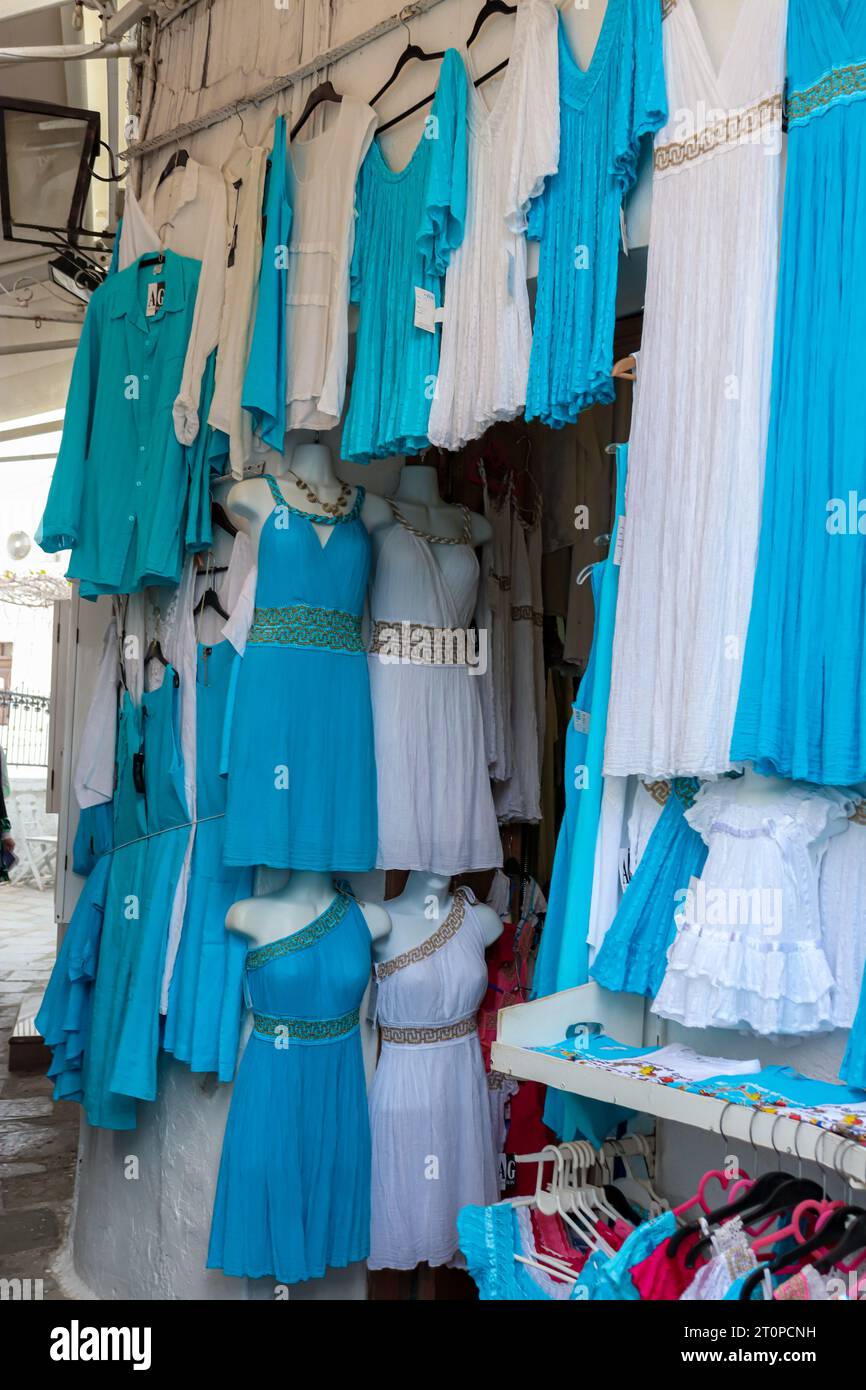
[
  {"xmin": 388, "ymin": 499, "xmax": 472, "ymax": 546},
  {"xmin": 263, "ymin": 475, "xmax": 366, "ymax": 525},
  {"xmin": 263, "ymin": 473, "xmax": 288, "ymax": 507}
]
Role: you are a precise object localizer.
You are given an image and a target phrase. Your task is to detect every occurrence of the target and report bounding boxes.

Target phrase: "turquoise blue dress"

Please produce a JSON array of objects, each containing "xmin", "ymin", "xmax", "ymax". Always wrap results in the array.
[
  {"xmin": 163, "ymin": 641, "xmax": 254, "ymax": 1082},
  {"xmin": 525, "ymin": 1, "xmax": 666, "ymax": 426},
  {"xmin": 207, "ymin": 892, "xmax": 372, "ymax": 1284},
  {"xmin": 222, "ymin": 477, "xmax": 376, "ymax": 870},
  {"xmin": 458, "ymin": 1204, "xmax": 591, "ymax": 1301},
  {"xmin": 731, "ymin": 0, "xmax": 866, "ymax": 783},
  {"xmin": 242, "ymin": 115, "xmax": 291, "ymax": 452},
  {"xmin": 590, "ymin": 780, "xmax": 706, "ymax": 999},
  {"xmin": 841, "ymin": 988, "xmax": 866, "ymax": 1090},
  {"xmin": 534, "ymin": 444, "xmax": 628, "ymax": 999},
  {"xmin": 342, "ymin": 49, "xmax": 467, "ymax": 461},
  {"xmin": 83, "ymin": 672, "xmax": 190, "ymax": 1128}
]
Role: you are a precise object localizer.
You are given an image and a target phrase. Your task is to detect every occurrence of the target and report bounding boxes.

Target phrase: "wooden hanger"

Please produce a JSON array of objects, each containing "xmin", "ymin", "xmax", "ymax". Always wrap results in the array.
[{"xmin": 291, "ymin": 80, "xmax": 343, "ymax": 140}]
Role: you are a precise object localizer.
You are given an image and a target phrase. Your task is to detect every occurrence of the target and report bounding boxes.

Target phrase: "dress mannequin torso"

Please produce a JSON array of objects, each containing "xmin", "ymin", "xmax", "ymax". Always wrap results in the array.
[
  {"xmin": 732, "ymin": 769, "xmax": 797, "ymax": 807},
  {"xmin": 225, "ymin": 441, "xmax": 391, "ymax": 554},
  {"xmin": 372, "ymin": 871, "xmax": 502, "ymax": 964},
  {"xmin": 370, "ymin": 463, "xmax": 493, "ymax": 552},
  {"xmin": 227, "ymin": 870, "xmax": 392, "ymax": 946}
]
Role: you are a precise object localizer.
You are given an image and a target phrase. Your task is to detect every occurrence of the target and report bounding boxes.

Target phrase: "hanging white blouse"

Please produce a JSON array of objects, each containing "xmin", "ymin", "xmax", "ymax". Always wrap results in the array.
[
  {"xmin": 427, "ymin": 0, "xmax": 559, "ymax": 452},
  {"xmin": 283, "ymin": 97, "xmax": 377, "ymax": 432},
  {"xmin": 117, "ymin": 158, "xmax": 230, "ymax": 445}
]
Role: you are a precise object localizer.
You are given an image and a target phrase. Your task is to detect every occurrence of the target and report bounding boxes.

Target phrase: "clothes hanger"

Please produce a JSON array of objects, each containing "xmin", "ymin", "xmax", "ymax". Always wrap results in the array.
[
  {"xmin": 466, "ymin": 0, "xmax": 517, "ymax": 48},
  {"xmin": 371, "ymin": 8, "xmax": 445, "ymax": 111},
  {"xmin": 612, "ymin": 354, "xmax": 637, "ymax": 381},
  {"xmin": 291, "ymin": 79, "xmax": 343, "ymax": 140},
  {"xmin": 156, "ymin": 146, "xmax": 189, "ymax": 190},
  {"xmin": 685, "ymin": 1175, "xmax": 826, "ymax": 1270}
]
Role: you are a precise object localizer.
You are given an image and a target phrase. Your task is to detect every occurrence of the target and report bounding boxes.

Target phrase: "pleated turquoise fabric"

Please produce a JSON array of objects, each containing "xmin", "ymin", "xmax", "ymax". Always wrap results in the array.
[
  {"xmin": 207, "ymin": 893, "xmax": 372, "ymax": 1285},
  {"xmin": 525, "ymin": 0, "xmax": 666, "ymax": 426},
  {"xmin": 732, "ymin": 0, "xmax": 866, "ymax": 783},
  {"xmin": 342, "ymin": 48, "xmax": 468, "ymax": 461}
]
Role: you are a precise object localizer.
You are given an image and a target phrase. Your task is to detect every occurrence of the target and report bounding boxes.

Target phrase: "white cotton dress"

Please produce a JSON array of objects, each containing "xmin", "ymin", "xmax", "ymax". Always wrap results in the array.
[
  {"xmin": 368, "ymin": 508, "xmax": 502, "ymax": 874},
  {"xmin": 604, "ymin": 0, "xmax": 788, "ymax": 777},
  {"xmin": 426, "ymin": 0, "xmax": 559, "ymax": 451},
  {"xmin": 820, "ymin": 795, "xmax": 866, "ymax": 1029},
  {"xmin": 652, "ymin": 779, "xmax": 850, "ymax": 1036},
  {"xmin": 284, "ymin": 96, "xmax": 377, "ymax": 431},
  {"xmin": 368, "ymin": 888, "xmax": 499, "ymax": 1270}
]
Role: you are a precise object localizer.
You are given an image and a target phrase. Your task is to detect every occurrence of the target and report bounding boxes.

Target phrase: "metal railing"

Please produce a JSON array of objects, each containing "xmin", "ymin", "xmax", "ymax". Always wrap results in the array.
[{"xmin": 0, "ymin": 690, "xmax": 51, "ymax": 768}]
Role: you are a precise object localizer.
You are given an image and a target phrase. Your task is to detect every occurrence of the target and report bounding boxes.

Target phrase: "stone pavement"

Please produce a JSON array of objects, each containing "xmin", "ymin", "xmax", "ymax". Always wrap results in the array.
[{"xmin": 0, "ymin": 883, "xmax": 76, "ymax": 1300}]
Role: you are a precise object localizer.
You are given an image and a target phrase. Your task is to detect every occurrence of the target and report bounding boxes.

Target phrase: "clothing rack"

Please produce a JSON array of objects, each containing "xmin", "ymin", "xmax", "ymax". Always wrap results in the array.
[
  {"xmin": 123, "ymin": 0, "xmax": 449, "ymax": 162},
  {"xmin": 491, "ymin": 983, "xmax": 866, "ymax": 1187}
]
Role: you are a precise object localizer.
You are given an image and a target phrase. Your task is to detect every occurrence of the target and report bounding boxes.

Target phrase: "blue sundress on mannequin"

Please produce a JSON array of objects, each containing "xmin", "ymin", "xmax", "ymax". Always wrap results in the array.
[
  {"xmin": 222, "ymin": 476, "xmax": 377, "ymax": 871},
  {"xmin": 731, "ymin": 0, "xmax": 866, "ymax": 783},
  {"xmin": 525, "ymin": 1, "xmax": 666, "ymax": 425},
  {"xmin": 207, "ymin": 891, "xmax": 372, "ymax": 1284},
  {"xmin": 590, "ymin": 780, "xmax": 706, "ymax": 999},
  {"xmin": 164, "ymin": 640, "xmax": 254, "ymax": 1081}
]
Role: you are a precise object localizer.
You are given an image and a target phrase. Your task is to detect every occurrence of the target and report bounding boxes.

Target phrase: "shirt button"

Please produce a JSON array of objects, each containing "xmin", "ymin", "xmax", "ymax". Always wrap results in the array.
[
  {"xmin": 128, "ymin": 516, "xmax": 134, "ymax": 522},
  {"xmin": 136, "ymin": 481, "xmax": 142, "ymax": 487},
  {"xmin": 139, "ymin": 446, "xmax": 145, "ymax": 453}
]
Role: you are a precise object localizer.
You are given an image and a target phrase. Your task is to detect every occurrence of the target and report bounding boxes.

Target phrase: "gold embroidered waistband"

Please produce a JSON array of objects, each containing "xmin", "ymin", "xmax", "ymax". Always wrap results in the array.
[
  {"xmin": 511, "ymin": 604, "xmax": 543, "ymax": 627},
  {"xmin": 248, "ymin": 603, "xmax": 364, "ymax": 653},
  {"xmin": 787, "ymin": 61, "xmax": 866, "ymax": 126},
  {"xmin": 380, "ymin": 1013, "xmax": 477, "ymax": 1046},
  {"xmin": 253, "ymin": 1006, "xmax": 360, "ymax": 1042},
  {"xmin": 654, "ymin": 94, "xmax": 783, "ymax": 173},
  {"xmin": 369, "ymin": 619, "xmax": 475, "ymax": 666}
]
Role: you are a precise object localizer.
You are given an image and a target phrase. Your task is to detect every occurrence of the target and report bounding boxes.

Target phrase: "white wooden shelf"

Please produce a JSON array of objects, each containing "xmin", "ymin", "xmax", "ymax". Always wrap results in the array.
[{"xmin": 491, "ymin": 982, "xmax": 866, "ymax": 1187}]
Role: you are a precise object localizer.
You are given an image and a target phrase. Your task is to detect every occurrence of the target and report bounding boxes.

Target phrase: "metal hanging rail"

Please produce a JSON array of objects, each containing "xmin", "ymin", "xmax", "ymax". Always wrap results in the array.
[{"xmin": 122, "ymin": 0, "xmax": 447, "ymax": 162}]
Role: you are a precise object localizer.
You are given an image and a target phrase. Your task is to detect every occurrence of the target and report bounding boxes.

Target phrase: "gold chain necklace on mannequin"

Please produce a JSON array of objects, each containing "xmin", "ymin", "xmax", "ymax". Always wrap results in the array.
[{"xmin": 286, "ymin": 469, "xmax": 352, "ymax": 517}]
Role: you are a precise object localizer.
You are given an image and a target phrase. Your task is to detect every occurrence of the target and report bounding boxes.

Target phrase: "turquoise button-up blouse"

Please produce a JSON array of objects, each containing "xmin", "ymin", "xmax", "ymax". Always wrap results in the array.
[{"xmin": 38, "ymin": 249, "xmax": 213, "ymax": 598}]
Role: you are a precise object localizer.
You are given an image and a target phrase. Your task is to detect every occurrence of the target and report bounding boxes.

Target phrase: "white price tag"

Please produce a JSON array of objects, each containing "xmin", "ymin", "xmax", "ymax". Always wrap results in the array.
[
  {"xmin": 613, "ymin": 513, "xmax": 625, "ymax": 567},
  {"xmin": 573, "ymin": 708, "xmax": 591, "ymax": 734},
  {"xmin": 146, "ymin": 281, "xmax": 165, "ymax": 317},
  {"xmin": 414, "ymin": 286, "xmax": 437, "ymax": 333}
]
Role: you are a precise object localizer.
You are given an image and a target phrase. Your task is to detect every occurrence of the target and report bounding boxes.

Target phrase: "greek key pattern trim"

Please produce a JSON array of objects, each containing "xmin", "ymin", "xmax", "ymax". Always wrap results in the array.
[
  {"xmin": 643, "ymin": 779, "xmax": 672, "ymax": 808},
  {"xmin": 672, "ymin": 777, "xmax": 701, "ymax": 811},
  {"xmin": 787, "ymin": 62, "xmax": 866, "ymax": 126},
  {"xmin": 490, "ymin": 571, "xmax": 511, "ymax": 591},
  {"xmin": 654, "ymin": 94, "xmax": 783, "ymax": 172},
  {"xmin": 246, "ymin": 894, "xmax": 350, "ymax": 971},
  {"xmin": 248, "ymin": 602, "xmax": 364, "ymax": 653},
  {"xmin": 380, "ymin": 1013, "xmax": 477, "ymax": 1046},
  {"xmin": 511, "ymin": 605, "xmax": 544, "ymax": 628},
  {"xmin": 253, "ymin": 1006, "xmax": 360, "ymax": 1042},
  {"xmin": 375, "ymin": 890, "xmax": 468, "ymax": 980},
  {"xmin": 851, "ymin": 800, "xmax": 866, "ymax": 827}
]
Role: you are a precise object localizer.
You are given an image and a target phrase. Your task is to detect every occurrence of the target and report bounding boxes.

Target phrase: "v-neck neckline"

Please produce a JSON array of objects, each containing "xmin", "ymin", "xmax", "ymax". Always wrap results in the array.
[
  {"xmin": 559, "ymin": 0, "xmax": 623, "ymax": 109},
  {"xmin": 681, "ymin": 0, "xmax": 750, "ymax": 95}
]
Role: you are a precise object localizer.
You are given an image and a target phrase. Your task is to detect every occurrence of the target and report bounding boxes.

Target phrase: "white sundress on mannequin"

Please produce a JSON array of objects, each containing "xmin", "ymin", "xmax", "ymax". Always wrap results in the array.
[
  {"xmin": 652, "ymin": 778, "xmax": 851, "ymax": 1036},
  {"xmin": 368, "ymin": 507, "xmax": 502, "ymax": 874},
  {"xmin": 368, "ymin": 887, "xmax": 499, "ymax": 1270},
  {"xmin": 604, "ymin": 0, "xmax": 788, "ymax": 777}
]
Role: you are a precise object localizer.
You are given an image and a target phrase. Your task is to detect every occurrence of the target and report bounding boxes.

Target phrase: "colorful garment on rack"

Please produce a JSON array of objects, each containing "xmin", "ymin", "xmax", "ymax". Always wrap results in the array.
[
  {"xmin": 458, "ymin": 1203, "xmax": 588, "ymax": 1300},
  {"xmin": 590, "ymin": 779, "xmax": 706, "ymax": 998},
  {"xmin": 207, "ymin": 892, "xmax": 372, "ymax": 1285},
  {"xmin": 38, "ymin": 251, "xmax": 214, "ymax": 597},
  {"xmin": 242, "ymin": 115, "xmax": 292, "ymax": 453},
  {"xmin": 731, "ymin": 0, "xmax": 866, "ymax": 783},
  {"xmin": 342, "ymin": 49, "xmax": 468, "ymax": 461},
  {"xmin": 222, "ymin": 475, "xmax": 376, "ymax": 871},
  {"xmin": 525, "ymin": 1, "xmax": 666, "ymax": 425}
]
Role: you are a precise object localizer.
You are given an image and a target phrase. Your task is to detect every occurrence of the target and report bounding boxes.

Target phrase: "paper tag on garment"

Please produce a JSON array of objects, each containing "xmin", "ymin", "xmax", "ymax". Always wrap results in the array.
[
  {"xmin": 573, "ymin": 708, "xmax": 591, "ymax": 735},
  {"xmin": 414, "ymin": 286, "xmax": 438, "ymax": 333},
  {"xmin": 619, "ymin": 846, "xmax": 633, "ymax": 893},
  {"xmin": 613, "ymin": 514, "xmax": 626, "ymax": 567},
  {"xmin": 146, "ymin": 281, "xmax": 165, "ymax": 317},
  {"xmin": 506, "ymin": 248, "xmax": 516, "ymax": 299},
  {"xmin": 620, "ymin": 204, "xmax": 630, "ymax": 257},
  {"xmin": 365, "ymin": 975, "xmax": 379, "ymax": 1027}
]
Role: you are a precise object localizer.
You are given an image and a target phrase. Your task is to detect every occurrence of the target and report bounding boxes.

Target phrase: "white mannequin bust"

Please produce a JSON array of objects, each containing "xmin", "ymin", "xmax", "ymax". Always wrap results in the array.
[
  {"xmin": 726, "ymin": 767, "xmax": 793, "ymax": 807},
  {"xmin": 370, "ymin": 462, "xmax": 493, "ymax": 549},
  {"xmin": 372, "ymin": 870, "xmax": 503, "ymax": 965},
  {"xmin": 227, "ymin": 869, "xmax": 392, "ymax": 947},
  {"xmin": 225, "ymin": 439, "xmax": 391, "ymax": 556}
]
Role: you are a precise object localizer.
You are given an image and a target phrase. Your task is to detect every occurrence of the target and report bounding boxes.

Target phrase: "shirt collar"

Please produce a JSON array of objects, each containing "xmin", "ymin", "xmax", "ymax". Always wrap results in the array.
[
  {"xmin": 141, "ymin": 157, "xmax": 201, "ymax": 222},
  {"xmin": 107, "ymin": 248, "xmax": 197, "ymax": 333}
]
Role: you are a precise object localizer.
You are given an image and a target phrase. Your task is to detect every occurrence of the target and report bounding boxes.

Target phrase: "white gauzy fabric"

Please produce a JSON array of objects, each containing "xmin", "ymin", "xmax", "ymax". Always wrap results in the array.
[
  {"xmin": 652, "ymin": 779, "xmax": 851, "ymax": 1035},
  {"xmin": 820, "ymin": 796, "xmax": 866, "ymax": 1028},
  {"xmin": 680, "ymin": 1221, "xmax": 757, "ymax": 1301},
  {"xmin": 427, "ymin": 0, "xmax": 559, "ymax": 450},
  {"xmin": 493, "ymin": 507, "xmax": 543, "ymax": 824},
  {"xmin": 73, "ymin": 618, "xmax": 119, "ymax": 809},
  {"xmin": 118, "ymin": 159, "xmax": 230, "ymax": 445},
  {"xmin": 587, "ymin": 775, "xmax": 629, "ymax": 961},
  {"xmin": 368, "ymin": 514, "xmax": 502, "ymax": 874},
  {"xmin": 628, "ymin": 780, "xmax": 668, "ymax": 866},
  {"xmin": 284, "ymin": 97, "xmax": 377, "ymax": 431},
  {"xmin": 368, "ymin": 889, "xmax": 499, "ymax": 1270},
  {"xmin": 604, "ymin": 0, "xmax": 788, "ymax": 777},
  {"xmin": 207, "ymin": 142, "xmax": 269, "ymax": 475}
]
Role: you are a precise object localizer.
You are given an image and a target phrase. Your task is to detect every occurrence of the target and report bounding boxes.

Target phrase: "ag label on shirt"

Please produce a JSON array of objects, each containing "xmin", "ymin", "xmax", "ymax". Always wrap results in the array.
[
  {"xmin": 414, "ymin": 286, "xmax": 438, "ymax": 334},
  {"xmin": 146, "ymin": 281, "xmax": 165, "ymax": 317}
]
